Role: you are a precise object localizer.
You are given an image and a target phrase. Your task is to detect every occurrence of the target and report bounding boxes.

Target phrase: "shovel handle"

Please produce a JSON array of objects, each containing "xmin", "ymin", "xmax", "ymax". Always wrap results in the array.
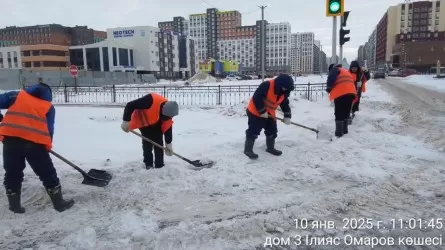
[
  {"xmin": 276, "ymin": 117, "xmax": 319, "ymax": 133},
  {"xmin": 130, "ymin": 130, "xmax": 197, "ymax": 166},
  {"xmin": 49, "ymin": 150, "xmax": 89, "ymax": 176}
]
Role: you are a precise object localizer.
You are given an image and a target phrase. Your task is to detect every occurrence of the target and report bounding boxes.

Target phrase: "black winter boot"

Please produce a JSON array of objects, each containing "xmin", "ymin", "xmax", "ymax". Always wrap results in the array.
[
  {"xmin": 6, "ymin": 188, "xmax": 25, "ymax": 214},
  {"xmin": 335, "ymin": 121, "xmax": 344, "ymax": 137},
  {"xmin": 244, "ymin": 138, "xmax": 258, "ymax": 159},
  {"xmin": 265, "ymin": 136, "xmax": 282, "ymax": 156},
  {"xmin": 46, "ymin": 185, "xmax": 74, "ymax": 212},
  {"xmin": 145, "ymin": 164, "xmax": 153, "ymax": 169},
  {"xmin": 343, "ymin": 119, "xmax": 349, "ymax": 134}
]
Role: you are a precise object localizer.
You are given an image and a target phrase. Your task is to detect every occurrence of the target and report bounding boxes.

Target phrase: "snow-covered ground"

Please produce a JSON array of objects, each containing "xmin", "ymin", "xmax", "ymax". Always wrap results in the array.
[
  {"xmin": 392, "ymin": 75, "xmax": 445, "ymax": 93},
  {"xmin": 1, "ymin": 80, "xmax": 445, "ymax": 249}
]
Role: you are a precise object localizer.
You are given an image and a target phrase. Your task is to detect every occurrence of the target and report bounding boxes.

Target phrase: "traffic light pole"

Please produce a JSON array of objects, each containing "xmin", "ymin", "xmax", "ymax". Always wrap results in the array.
[
  {"xmin": 339, "ymin": 43, "xmax": 343, "ymax": 65},
  {"xmin": 332, "ymin": 16, "xmax": 337, "ymax": 64}
]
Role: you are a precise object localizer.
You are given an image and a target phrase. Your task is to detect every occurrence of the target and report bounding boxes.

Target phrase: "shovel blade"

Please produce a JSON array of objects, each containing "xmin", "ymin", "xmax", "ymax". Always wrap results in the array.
[
  {"xmin": 81, "ymin": 169, "xmax": 112, "ymax": 187},
  {"xmin": 315, "ymin": 124, "xmax": 333, "ymax": 141},
  {"xmin": 190, "ymin": 160, "xmax": 215, "ymax": 169}
]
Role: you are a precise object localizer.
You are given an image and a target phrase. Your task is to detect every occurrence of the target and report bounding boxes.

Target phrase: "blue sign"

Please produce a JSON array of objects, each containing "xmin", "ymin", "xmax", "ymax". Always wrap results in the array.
[{"xmin": 113, "ymin": 30, "xmax": 135, "ymax": 38}]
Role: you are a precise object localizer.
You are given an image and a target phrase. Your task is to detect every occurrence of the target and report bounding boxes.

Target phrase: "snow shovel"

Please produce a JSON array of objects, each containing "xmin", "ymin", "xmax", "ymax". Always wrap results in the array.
[
  {"xmin": 276, "ymin": 117, "xmax": 333, "ymax": 141},
  {"xmin": 49, "ymin": 150, "xmax": 112, "ymax": 187},
  {"xmin": 130, "ymin": 130, "xmax": 214, "ymax": 169}
]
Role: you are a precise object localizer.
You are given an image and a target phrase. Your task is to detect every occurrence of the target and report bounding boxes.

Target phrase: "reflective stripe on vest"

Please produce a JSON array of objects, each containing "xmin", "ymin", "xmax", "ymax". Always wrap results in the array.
[
  {"xmin": 247, "ymin": 79, "xmax": 285, "ymax": 118},
  {"xmin": 128, "ymin": 93, "xmax": 173, "ymax": 133},
  {"xmin": 329, "ymin": 68, "xmax": 357, "ymax": 101},
  {"xmin": 0, "ymin": 90, "xmax": 52, "ymax": 147},
  {"xmin": 0, "ymin": 110, "xmax": 50, "ymax": 136}
]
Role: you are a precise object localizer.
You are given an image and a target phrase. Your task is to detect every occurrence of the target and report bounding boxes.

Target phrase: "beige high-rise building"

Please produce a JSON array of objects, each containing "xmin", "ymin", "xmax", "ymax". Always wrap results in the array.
[{"xmin": 373, "ymin": 0, "xmax": 445, "ymax": 70}]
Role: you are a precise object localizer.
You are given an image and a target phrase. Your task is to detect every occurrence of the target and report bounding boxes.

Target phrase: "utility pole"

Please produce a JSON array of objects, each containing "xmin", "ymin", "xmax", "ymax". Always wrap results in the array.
[{"xmin": 259, "ymin": 5, "xmax": 268, "ymax": 82}]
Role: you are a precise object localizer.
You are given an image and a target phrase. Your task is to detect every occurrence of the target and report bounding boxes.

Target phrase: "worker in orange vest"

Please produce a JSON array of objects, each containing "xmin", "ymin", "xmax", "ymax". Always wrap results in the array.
[
  {"xmin": 244, "ymin": 74, "xmax": 294, "ymax": 159},
  {"xmin": 0, "ymin": 82, "xmax": 74, "ymax": 213},
  {"xmin": 326, "ymin": 64, "xmax": 358, "ymax": 137},
  {"xmin": 349, "ymin": 61, "xmax": 371, "ymax": 122},
  {"xmin": 120, "ymin": 93, "xmax": 179, "ymax": 169}
]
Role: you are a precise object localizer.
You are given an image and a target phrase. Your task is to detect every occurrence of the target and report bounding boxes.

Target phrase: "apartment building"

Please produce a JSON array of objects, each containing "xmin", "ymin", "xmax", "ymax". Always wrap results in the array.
[
  {"xmin": 263, "ymin": 22, "xmax": 291, "ymax": 75},
  {"xmin": 0, "ymin": 24, "xmax": 106, "ymax": 47},
  {"xmin": 290, "ymin": 34, "xmax": 301, "ymax": 74},
  {"xmin": 357, "ymin": 45, "xmax": 365, "ymax": 66},
  {"xmin": 217, "ymin": 38, "xmax": 255, "ymax": 74},
  {"xmin": 292, "ymin": 32, "xmax": 314, "ymax": 74},
  {"xmin": 368, "ymin": 0, "xmax": 445, "ymax": 70}
]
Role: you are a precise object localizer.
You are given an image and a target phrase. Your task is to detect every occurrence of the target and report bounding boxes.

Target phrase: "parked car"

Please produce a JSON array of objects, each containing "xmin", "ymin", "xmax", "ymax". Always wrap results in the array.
[
  {"xmin": 226, "ymin": 75, "xmax": 241, "ymax": 81},
  {"xmin": 236, "ymin": 74, "xmax": 253, "ymax": 80},
  {"xmin": 387, "ymin": 70, "xmax": 400, "ymax": 77},
  {"xmin": 373, "ymin": 69, "xmax": 386, "ymax": 79}
]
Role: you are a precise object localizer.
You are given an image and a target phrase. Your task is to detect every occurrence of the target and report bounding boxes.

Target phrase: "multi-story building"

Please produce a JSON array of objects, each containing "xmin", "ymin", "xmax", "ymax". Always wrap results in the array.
[
  {"xmin": 0, "ymin": 46, "xmax": 21, "ymax": 69},
  {"xmin": 290, "ymin": 34, "xmax": 301, "ymax": 74},
  {"xmin": 0, "ymin": 44, "xmax": 69, "ymax": 70},
  {"xmin": 263, "ymin": 22, "xmax": 291, "ymax": 75},
  {"xmin": 187, "ymin": 13, "xmax": 207, "ymax": 61},
  {"xmin": 69, "ymin": 26, "xmax": 197, "ymax": 79},
  {"xmin": 313, "ymin": 40, "xmax": 321, "ymax": 74},
  {"xmin": 357, "ymin": 45, "xmax": 365, "ymax": 66},
  {"xmin": 94, "ymin": 30, "xmax": 107, "ymax": 43},
  {"xmin": 158, "ymin": 16, "xmax": 189, "ymax": 36},
  {"xmin": 0, "ymin": 24, "xmax": 106, "ymax": 47},
  {"xmin": 320, "ymin": 50, "xmax": 327, "ymax": 73},
  {"xmin": 217, "ymin": 38, "xmax": 255, "ymax": 74},
  {"xmin": 293, "ymin": 32, "xmax": 314, "ymax": 74},
  {"xmin": 364, "ymin": 0, "xmax": 445, "ymax": 71}
]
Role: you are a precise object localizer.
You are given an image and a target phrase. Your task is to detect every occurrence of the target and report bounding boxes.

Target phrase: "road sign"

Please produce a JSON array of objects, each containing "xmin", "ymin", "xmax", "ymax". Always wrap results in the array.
[{"xmin": 69, "ymin": 65, "xmax": 78, "ymax": 77}]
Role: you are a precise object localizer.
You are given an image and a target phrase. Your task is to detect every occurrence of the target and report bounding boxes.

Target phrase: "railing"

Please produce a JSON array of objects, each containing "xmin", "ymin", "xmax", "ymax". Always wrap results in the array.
[{"xmin": 46, "ymin": 83, "xmax": 327, "ymax": 106}]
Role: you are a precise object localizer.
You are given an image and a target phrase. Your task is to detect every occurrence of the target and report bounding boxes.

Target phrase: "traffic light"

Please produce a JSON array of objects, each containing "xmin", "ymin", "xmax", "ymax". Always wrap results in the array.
[
  {"xmin": 340, "ymin": 28, "xmax": 350, "ymax": 46},
  {"xmin": 326, "ymin": 0, "xmax": 344, "ymax": 17},
  {"xmin": 339, "ymin": 10, "xmax": 350, "ymax": 46}
]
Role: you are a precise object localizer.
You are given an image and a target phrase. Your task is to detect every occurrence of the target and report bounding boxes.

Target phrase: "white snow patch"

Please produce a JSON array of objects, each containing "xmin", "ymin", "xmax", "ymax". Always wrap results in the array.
[{"xmin": 394, "ymin": 75, "xmax": 445, "ymax": 92}]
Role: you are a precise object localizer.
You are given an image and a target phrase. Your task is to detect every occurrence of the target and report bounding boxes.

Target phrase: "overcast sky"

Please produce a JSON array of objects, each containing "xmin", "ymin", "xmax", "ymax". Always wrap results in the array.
[{"xmin": 4, "ymin": 0, "xmax": 403, "ymax": 62}]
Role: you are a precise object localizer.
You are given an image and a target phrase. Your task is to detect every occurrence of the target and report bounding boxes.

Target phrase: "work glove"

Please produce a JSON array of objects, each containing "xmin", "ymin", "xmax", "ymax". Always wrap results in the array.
[
  {"xmin": 282, "ymin": 117, "xmax": 291, "ymax": 125},
  {"xmin": 361, "ymin": 66, "xmax": 368, "ymax": 72},
  {"xmin": 326, "ymin": 87, "xmax": 332, "ymax": 93},
  {"xmin": 260, "ymin": 112, "xmax": 269, "ymax": 118},
  {"xmin": 165, "ymin": 143, "xmax": 173, "ymax": 156},
  {"xmin": 120, "ymin": 121, "xmax": 130, "ymax": 132}
]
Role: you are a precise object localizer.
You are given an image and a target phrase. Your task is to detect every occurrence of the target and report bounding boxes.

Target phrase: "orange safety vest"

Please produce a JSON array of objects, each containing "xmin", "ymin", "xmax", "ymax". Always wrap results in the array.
[
  {"xmin": 352, "ymin": 70, "xmax": 368, "ymax": 93},
  {"xmin": 128, "ymin": 93, "xmax": 173, "ymax": 133},
  {"xmin": 247, "ymin": 79, "xmax": 285, "ymax": 119},
  {"xmin": 329, "ymin": 68, "xmax": 358, "ymax": 101},
  {"xmin": 0, "ymin": 90, "xmax": 53, "ymax": 150}
]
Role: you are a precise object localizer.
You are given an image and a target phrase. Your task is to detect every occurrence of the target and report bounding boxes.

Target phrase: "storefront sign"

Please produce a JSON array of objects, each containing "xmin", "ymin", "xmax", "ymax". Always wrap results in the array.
[{"xmin": 113, "ymin": 30, "xmax": 135, "ymax": 38}]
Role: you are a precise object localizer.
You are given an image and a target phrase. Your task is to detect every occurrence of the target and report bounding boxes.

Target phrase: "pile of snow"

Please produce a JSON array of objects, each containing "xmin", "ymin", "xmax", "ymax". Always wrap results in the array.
[
  {"xmin": 397, "ymin": 74, "xmax": 445, "ymax": 92},
  {"xmin": 1, "ymin": 79, "xmax": 445, "ymax": 249}
]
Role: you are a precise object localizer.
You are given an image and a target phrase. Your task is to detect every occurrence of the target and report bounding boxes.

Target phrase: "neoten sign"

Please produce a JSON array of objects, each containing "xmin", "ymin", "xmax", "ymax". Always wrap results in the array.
[{"xmin": 113, "ymin": 30, "xmax": 135, "ymax": 38}]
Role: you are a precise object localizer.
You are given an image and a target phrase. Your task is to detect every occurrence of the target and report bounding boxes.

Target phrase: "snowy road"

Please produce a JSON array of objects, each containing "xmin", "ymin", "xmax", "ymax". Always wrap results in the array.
[
  {"xmin": 378, "ymin": 77, "xmax": 445, "ymax": 150},
  {"xmin": 1, "ymin": 81, "xmax": 445, "ymax": 250}
]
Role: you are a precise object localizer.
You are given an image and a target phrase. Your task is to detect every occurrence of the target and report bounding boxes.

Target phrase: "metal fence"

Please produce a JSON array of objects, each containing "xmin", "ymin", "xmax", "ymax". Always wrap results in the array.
[{"xmin": 46, "ymin": 82, "xmax": 327, "ymax": 106}]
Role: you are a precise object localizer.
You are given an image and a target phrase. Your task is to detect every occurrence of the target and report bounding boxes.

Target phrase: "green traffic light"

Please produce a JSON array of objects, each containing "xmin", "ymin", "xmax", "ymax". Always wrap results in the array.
[{"xmin": 330, "ymin": 2, "xmax": 340, "ymax": 12}]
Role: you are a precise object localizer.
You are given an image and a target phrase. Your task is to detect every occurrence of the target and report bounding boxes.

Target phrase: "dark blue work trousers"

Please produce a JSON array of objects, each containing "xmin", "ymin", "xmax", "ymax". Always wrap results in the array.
[
  {"xmin": 245, "ymin": 110, "xmax": 278, "ymax": 140},
  {"xmin": 2, "ymin": 136, "xmax": 60, "ymax": 191}
]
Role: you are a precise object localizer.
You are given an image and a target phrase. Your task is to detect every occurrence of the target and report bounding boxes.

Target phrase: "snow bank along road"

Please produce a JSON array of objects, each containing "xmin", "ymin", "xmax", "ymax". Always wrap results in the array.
[{"xmin": 1, "ymin": 80, "xmax": 445, "ymax": 250}]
